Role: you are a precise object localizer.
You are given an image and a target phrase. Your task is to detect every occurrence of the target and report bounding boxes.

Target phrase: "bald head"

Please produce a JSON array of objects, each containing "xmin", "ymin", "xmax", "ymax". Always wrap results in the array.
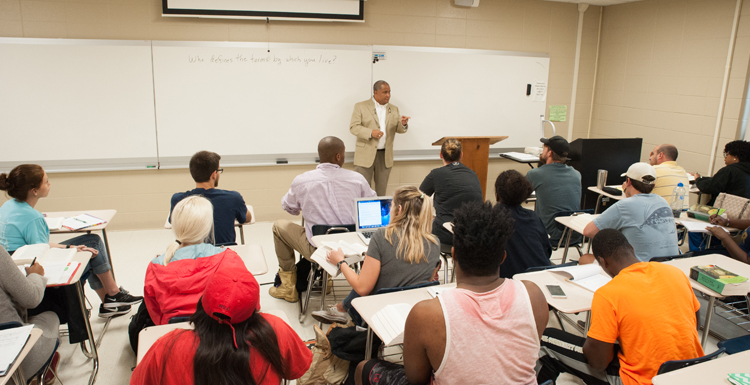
[
  {"xmin": 649, "ymin": 144, "xmax": 679, "ymax": 166},
  {"xmin": 318, "ymin": 136, "xmax": 345, "ymax": 166}
]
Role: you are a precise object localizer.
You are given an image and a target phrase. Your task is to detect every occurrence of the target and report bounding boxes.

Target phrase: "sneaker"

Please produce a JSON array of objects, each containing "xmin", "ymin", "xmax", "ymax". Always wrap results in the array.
[
  {"xmin": 312, "ymin": 305, "xmax": 348, "ymax": 324},
  {"xmin": 98, "ymin": 303, "xmax": 131, "ymax": 318},
  {"xmin": 103, "ymin": 287, "xmax": 143, "ymax": 308}
]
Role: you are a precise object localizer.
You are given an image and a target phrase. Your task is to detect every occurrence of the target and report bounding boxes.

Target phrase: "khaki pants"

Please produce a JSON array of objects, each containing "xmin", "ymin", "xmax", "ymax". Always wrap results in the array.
[
  {"xmin": 272, "ymin": 220, "xmax": 317, "ymax": 271},
  {"xmin": 355, "ymin": 149, "xmax": 391, "ymax": 196}
]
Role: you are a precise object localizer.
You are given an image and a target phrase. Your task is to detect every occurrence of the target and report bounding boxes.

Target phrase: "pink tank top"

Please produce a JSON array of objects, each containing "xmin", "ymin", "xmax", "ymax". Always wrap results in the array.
[{"xmin": 433, "ymin": 279, "xmax": 539, "ymax": 385}]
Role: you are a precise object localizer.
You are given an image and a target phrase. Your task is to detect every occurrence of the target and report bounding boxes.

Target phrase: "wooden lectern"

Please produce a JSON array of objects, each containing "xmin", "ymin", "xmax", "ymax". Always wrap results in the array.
[{"xmin": 432, "ymin": 136, "xmax": 508, "ymax": 197}]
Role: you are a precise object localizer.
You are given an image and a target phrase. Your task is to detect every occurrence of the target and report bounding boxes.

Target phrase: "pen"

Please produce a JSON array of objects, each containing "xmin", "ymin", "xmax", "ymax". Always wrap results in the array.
[{"xmin": 31, "ymin": 257, "xmax": 37, "ymax": 266}]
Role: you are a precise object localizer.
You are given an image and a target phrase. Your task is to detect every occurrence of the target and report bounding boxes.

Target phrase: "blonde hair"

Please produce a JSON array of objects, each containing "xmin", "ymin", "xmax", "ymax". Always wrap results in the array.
[
  {"xmin": 163, "ymin": 195, "xmax": 214, "ymax": 265},
  {"xmin": 384, "ymin": 186, "xmax": 439, "ymax": 264}
]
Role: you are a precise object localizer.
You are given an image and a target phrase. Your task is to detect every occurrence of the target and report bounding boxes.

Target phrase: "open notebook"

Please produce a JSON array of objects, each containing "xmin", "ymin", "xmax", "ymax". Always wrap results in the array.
[
  {"xmin": 549, "ymin": 264, "xmax": 611, "ymax": 293},
  {"xmin": 310, "ymin": 240, "xmax": 367, "ymax": 277},
  {"xmin": 13, "ymin": 244, "xmax": 81, "ymax": 286},
  {"xmin": 370, "ymin": 303, "xmax": 411, "ymax": 345}
]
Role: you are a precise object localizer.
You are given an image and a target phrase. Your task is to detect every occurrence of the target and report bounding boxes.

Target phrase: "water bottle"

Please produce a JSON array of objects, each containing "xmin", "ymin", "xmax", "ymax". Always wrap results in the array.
[{"xmin": 670, "ymin": 182, "xmax": 686, "ymax": 218}]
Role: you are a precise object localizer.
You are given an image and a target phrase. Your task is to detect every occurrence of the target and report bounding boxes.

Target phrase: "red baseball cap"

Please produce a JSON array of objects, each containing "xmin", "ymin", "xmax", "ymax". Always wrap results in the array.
[{"xmin": 201, "ymin": 266, "xmax": 260, "ymax": 348}]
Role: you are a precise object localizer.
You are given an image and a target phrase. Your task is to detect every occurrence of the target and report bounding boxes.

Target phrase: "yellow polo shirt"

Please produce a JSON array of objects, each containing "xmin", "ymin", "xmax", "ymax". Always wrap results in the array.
[{"xmin": 652, "ymin": 161, "xmax": 689, "ymax": 202}]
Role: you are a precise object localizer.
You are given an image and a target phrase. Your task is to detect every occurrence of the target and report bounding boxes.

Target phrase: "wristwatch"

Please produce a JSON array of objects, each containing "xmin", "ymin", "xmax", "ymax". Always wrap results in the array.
[{"xmin": 337, "ymin": 260, "xmax": 348, "ymax": 270}]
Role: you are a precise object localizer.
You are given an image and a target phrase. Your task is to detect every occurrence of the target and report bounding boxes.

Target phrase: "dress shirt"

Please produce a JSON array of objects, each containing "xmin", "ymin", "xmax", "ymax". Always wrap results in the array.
[
  {"xmin": 281, "ymin": 163, "xmax": 376, "ymax": 243},
  {"xmin": 373, "ymin": 98, "xmax": 387, "ymax": 150}
]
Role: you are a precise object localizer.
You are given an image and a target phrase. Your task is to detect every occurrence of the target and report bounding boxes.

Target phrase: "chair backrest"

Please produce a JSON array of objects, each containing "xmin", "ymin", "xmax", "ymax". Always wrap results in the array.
[
  {"xmin": 374, "ymin": 280, "xmax": 440, "ymax": 295},
  {"xmin": 525, "ymin": 261, "xmax": 578, "ymax": 273},
  {"xmin": 649, "ymin": 251, "xmax": 693, "ymax": 263},
  {"xmin": 656, "ymin": 347, "xmax": 725, "ymax": 375},
  {"xmin": 168, "ymin": 316, "xmax": 191, "ymax": 324},
  {"xmin": 311, "ymin": 224, "xmax": 356, "ymax": 236},
  {"xmin": 539, "ymin": 381, "xmax": 553, "ymax": 385},
  {"xmin": 717, "ymin": 334, "xmax": 750, "ymax": 355}
]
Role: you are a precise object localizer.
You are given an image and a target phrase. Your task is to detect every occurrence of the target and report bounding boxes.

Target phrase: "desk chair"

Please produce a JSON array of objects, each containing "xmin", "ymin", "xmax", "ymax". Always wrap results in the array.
[
  {"xmin": 163, "ymin": 204, "xmax": 255, "ymax": 245},
  {"xmin": 553, "ymin": 209, "xmax": 594, "ymax": 260},
  {"xmin": 524, "ymin": 262, "xmax": 579, "ymax": 332},
  {"xmin": 439, "ymin": 243, "xmax": 455, "ymax": 284},
  {"xmin": 298, "ymin": 224, "xmax": 356, "ymax": 323},
  {"xmin": 648, "ymin": 252, "xmax": 693, "ymax": 263},
  {"xmin": 656, "ymin": 347, "xmax": 725, "ymax": 375},
  {"xmin": 717, "ymin": 334, "xmax": 750, "ymax": 354}
]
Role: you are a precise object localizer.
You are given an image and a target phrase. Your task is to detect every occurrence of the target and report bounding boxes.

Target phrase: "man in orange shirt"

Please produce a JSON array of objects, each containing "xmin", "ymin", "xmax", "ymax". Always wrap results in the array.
[{"xmin": 536, "ymin": 229, "xmax": 704, "ymax": 385}]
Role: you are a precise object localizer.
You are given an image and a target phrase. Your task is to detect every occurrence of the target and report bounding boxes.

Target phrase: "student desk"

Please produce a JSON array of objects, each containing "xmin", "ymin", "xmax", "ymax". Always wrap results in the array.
[
  {"xmin": 500, "ymin": 152, "xmax": 540, "ymax": 169},
  {"xmin": 351, "ymin": 283, "xmax": 456, "ymax": 360},
  {"xmin": 56, "ymin": 252, "xmax": 100, "ymax": 385},
  {"xmin": 0, "ymin": 328, "xmax": 42, "ymax": 385},
  {"xmin": 164, "ymin": 205, "xmax": 256, "ymax": 245},
  {"xmin": 308, "ymin": 232, "xmax": 366, "ymax": 319},
  {"xmin": 587, "ymin": 186, "xmax": 625, "ymax": 214},
  {"xmin": 554, "ymin": 214, "xmax": 600, "ymax": 263},
  {"xmin": 45, "ymin": 209, "xmax": 117, "ymax": 279},
  {"xmin": 513, "ymin": 269, "xmax": 596, "ymax": 333},
  {"xmin": 136, "ymin": 309, "xmax": 290, "ymax": 365},
  {"xmin": 652, "ymin": 349, "xmax": 750, "ymax": 385},
  {"xmin": 663, "ymin": 254, "xmax": 750, "ymax": 346},
  {"xmin": 227, "ymin": 244, "xmax": 268, "ymax": 276}
]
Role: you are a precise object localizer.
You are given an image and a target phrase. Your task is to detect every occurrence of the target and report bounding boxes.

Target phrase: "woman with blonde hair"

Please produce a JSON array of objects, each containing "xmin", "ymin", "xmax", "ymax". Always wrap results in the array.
[
  {"xmin": 313, "ymin": 186, "xmax": 440, "ymax": 325},
  {"xmin": 132, "ymin": 195, "xmax": 246, "ymax": 352}
]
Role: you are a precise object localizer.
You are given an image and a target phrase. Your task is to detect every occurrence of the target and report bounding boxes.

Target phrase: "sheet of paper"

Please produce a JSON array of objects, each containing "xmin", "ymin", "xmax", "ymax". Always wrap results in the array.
[
  {"xmin": 44, "ymin": 217, "xmax": 64, "ymax": 230},
  {"xmin": 533, "ymin": 81, "xmax": 547, "ymax": 102},
  {"xmin": 370, "ymin": 303, "xmax": 411, "ymax": 345},
  {"xmin": 44, "ymin": 261, "xmax": 80, "ymax": 286},
  {"xmin": 569, "ymin": 214, "xmax": 595, "ymax": 231},
  {"xmin": 572, "ymin": 274, "xmax": 611, "ymax": 292},
  {"xmin": 11, "ymin": 244, "xmax": 49, "ymax": 264},
  {"xmin": 501, "ymin": 152, "xmax": 539, "ymax": 162},
  {"xmin": 0, "ymin": 324, "xmax": 34, "ymax": 375},
  {"xmin": 549, "ymin": 264, "xmax": 602, "ymax": 281},
  {"xmin": 680, "ymin": 220, "xmax": 729, "ymax": 234},
  {"xmin": 549, "ymin": 105, "xmax": 567, "ymax": 122}
]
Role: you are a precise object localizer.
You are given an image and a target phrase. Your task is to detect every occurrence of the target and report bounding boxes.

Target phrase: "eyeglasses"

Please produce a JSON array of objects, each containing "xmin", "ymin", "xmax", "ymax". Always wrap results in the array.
[{"xmin": 216, "ymin": 168, "xmax": 224, "ymax": 174}]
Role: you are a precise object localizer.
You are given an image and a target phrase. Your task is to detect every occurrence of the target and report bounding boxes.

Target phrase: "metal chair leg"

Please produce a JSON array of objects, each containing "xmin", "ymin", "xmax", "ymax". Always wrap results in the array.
[{"xmin": 298, "ymin": 267, "xmax": 316, "ymax": 323}]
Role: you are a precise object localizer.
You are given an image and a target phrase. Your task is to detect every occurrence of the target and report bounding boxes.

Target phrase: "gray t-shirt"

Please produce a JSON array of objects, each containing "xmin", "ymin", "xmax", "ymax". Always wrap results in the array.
[
  {"xmin": 593, "ymin": 193, "xmax": 679, "ymax": 261},
  {"xmin": 367, "ymin": 228, "xmax": 441, "ymax": 294},
  {"xmin": 525, "ymin": 163, "xmax": 582, "ymax": 243}
]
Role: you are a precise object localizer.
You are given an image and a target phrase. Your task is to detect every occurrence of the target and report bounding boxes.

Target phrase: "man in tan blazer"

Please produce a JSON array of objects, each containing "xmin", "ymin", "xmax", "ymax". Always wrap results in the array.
[{"xmin": 350, "ymin": 80, "xmax": 410, "ymax": 195}]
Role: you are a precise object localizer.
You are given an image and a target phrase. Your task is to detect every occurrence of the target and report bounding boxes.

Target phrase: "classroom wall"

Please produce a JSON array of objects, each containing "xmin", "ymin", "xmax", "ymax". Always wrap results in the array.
[
  {"xmin": 589, "ymin": 0, "xmax": 750, "ymax": 175},
  {"xmin": 0, "ymin": 0, "xmax": 600, "ymax": 230}
]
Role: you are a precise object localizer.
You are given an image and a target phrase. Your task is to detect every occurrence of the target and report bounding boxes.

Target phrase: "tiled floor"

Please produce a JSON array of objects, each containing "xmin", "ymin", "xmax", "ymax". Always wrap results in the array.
[{"xmin": 47, "ymin": 221, "xmax": 720, "ymax": 385}]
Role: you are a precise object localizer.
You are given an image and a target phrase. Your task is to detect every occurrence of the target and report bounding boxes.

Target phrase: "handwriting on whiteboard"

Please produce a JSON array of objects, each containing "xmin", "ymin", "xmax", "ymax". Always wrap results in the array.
[{"xmin": 187, "ymin": 54, "xmax": 338, "ymax": 67}]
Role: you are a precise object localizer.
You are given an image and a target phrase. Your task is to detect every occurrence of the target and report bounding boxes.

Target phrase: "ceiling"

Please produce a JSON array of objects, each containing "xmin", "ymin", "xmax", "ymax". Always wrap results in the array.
[{"xmin": 543, "ymin": 0, "xmax": 644, "ymax": 6}]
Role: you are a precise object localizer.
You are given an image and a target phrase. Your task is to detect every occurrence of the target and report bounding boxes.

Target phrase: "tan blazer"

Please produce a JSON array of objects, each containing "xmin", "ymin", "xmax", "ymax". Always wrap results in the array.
[{"xmin": 349, "ymin": 99, "xmax": 408, "ymax": 168}]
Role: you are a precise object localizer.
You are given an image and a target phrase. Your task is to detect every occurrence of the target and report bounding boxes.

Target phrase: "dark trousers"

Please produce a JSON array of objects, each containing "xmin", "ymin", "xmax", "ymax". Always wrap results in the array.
[{"xmin": 537, "ymin": 328, "xmax": 622, "ymax": 385}]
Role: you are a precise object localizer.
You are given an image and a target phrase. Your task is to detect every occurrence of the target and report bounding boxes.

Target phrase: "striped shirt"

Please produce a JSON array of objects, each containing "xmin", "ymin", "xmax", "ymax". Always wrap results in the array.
[
  {"xmin": 653, "ymin": 161, "xmax": 689, "ymax": 202},
  {"xmin": 281, "ymin": 163, "xmax": 376, "ymax": 243}
]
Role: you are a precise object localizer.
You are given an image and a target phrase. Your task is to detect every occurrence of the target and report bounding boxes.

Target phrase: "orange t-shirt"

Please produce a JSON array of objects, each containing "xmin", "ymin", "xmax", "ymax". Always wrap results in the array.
[{"xmin": 587, "ymin": 262, "xmax": 704, "ymax": 385}]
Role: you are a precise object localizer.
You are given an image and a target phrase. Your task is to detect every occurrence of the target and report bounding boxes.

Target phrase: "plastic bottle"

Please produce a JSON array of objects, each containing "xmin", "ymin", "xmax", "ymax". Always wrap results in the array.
[{"xmin": 670, "ymin": 182, "xmax": 686, "ymax": 218}]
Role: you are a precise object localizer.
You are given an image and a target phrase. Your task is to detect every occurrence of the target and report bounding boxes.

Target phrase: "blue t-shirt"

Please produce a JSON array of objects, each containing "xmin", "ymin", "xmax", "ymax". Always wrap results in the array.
[
  {"xmin": 0, "ymin": 199, "xmax": 50, "ymax": 252},
  {"xmin": 525, "ymin": 163, "xmax": 582, "ymax": 244},
  {"xmin": 593, "ymin": 193, "xmax": 679, "ymax": 261},
  {"xmin": 170, "ymin": 188, "xmax": 247, "ymax": 246},
  {"xmin": 151, "ymin": 243, "xmax": 224, "ymax": 265}
]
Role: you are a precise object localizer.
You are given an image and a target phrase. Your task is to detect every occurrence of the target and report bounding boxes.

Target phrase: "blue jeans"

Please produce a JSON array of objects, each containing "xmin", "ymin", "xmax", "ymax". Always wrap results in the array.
[
  {"xmin": 342, "ymin": 289, "xmax": 365, "ymax": 327},
  {"xmin": 59, "ymin": 234, "xmax": 111, "ymax": 291}
]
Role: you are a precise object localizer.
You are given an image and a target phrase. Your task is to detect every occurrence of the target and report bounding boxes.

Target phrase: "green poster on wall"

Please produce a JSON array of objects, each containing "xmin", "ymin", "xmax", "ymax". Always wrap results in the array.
[{"xmin": 549, "ymin": 105, "xmax": 567, "ymax": 122}]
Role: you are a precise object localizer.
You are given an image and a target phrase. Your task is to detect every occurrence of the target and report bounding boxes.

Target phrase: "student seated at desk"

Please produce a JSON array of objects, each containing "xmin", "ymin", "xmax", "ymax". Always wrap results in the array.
[
  {"xmin": 0, "ymin": 165, "xmax": 142, "ymax": 318},
  {"xmin": 131, "ymin": 264, "xmax": 312, "ymax": 385},
  {"xmin": 170, "ymin": 150, "xmax": 253, "ymax": 246},
  {"xmin": 537, "ymin": 229, "xmax": 703, "ymax": 385},
  {"xmin": 0, "ymin": 245, "xmax": 60, "ymax": 384},
  {"xmin": 706, "ymin": 214, "xmax": 750, "ymax": 265},
  {"xmin": 689, "ymin": 140, "xmax": 750, "ymax": 206},
  {"xmin": 313, "ymin": 186, "xmax": 440, "ymax": 325},
  {"xmin": 582, "ymin": 162, "xmax": 678, "ymax": 262},
  {"xmin": 355, "ymin": 201, "xmax": 548, "ymax": 385},
  {"xmin": 130, "ymin": 196, "xmax": 242, "ymax": 352},
  {"xmin": 494, "ymin": 170, "xmax": 552, "ymax": 277},
  {"xmin": 419, "ymin": 138, "xmax": 483, "ymax": 246}
]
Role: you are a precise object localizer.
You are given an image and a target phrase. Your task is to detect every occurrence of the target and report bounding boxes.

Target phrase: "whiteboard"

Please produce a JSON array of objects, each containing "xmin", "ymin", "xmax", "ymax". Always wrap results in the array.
[
  {"xmin": 152, "ymin": 41, "xmax": 372, "ymax": 166},
  {"xmin": 0, "ymin": 38, "xmax": 158, "ymax": 171},
  {"xmin": 372, "ymin": 46, "xmax": 549, "ymax": 152}
]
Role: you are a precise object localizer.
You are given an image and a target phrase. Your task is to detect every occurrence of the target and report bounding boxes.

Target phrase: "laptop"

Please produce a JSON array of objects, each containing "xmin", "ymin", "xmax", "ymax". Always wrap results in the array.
[{"xmin": 354, "ymin": 196, "xmax": 392, "ymax": 245}]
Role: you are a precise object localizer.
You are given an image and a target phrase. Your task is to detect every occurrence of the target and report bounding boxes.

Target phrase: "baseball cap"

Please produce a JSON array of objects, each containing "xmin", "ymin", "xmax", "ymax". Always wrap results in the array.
[
  {"xmin": 540, "ymin": 136, "xmax": 570, "ymax": 157},
  {"xmin": 201, "ymin": 266, "xmax": 260, "ymax": 348},
  {"xmin": 620, "ymin": 162, "xmax": 657, "ymax": 184}
]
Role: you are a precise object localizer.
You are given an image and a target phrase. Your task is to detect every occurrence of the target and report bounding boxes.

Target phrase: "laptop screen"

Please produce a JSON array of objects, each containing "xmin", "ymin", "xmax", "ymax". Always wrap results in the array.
[{"xmin": 355, "ymin": 197, "xmax": 392, "ymax": 230}]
